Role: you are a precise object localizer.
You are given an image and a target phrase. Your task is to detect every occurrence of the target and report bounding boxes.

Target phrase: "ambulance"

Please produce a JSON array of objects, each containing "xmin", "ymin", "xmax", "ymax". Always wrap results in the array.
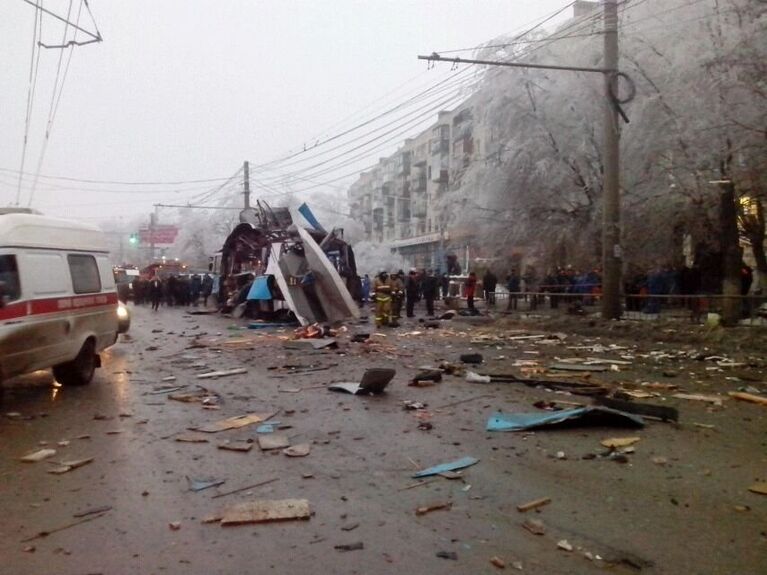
[{"xmin": 0, "ymin": 210, "xmax": 121, "ymax": 385}]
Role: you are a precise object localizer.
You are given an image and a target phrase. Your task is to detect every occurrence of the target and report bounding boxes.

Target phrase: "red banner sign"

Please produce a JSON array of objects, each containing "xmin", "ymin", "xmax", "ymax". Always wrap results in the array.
[{"xmin": 139, "ymin": 225, "xmax": 178, "ymax": 245}]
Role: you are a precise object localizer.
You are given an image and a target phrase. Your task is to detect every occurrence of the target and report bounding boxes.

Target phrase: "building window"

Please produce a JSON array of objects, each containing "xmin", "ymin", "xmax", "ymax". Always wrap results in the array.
[{"xmin": 67, "ymin": 254, "xmax": 102, "ymax": 294}]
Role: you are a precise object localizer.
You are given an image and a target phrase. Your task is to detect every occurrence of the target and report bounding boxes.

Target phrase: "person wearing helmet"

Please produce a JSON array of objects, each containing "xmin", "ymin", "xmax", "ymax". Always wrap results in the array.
[{"xmin": 373, "ymin": 271, "xmax": 392, "ymax": 327}]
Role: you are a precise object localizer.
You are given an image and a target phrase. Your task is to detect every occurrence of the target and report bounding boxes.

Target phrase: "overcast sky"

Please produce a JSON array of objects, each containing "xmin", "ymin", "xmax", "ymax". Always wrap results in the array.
[{"xmin": 0, "ymin": 0, "xmax": 571, "ymax": 221}]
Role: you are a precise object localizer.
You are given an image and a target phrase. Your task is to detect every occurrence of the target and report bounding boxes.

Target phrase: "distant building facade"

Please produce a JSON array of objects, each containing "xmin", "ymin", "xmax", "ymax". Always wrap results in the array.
[
  {"xmin": 348, "ymin": 103, "xmax": 488, "ymax": 271},
  {"xmin": 347, "ymin": 4, "xmax": 593, "ymax": 273}
]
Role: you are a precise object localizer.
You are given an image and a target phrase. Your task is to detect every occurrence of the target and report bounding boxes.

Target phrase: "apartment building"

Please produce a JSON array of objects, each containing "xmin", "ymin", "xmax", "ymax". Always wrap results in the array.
[{"xmin": 348, "ymin": 103, "xmax": 487, "ymax": 271}]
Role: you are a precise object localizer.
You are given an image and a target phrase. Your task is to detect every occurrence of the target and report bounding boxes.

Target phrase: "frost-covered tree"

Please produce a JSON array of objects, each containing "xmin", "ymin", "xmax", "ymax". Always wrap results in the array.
[{"xmin": 448, "ymin": 0, "xmax": 767, "ymax": 284}]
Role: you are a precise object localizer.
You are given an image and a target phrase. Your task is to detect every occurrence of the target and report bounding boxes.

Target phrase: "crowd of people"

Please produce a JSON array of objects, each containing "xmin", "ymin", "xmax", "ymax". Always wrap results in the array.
[
  {"xmin": 127, "ymin": 261, "xmax": 759, "ymax": 323},
  {"xmin": 130, "ymin": 273, "xmax": 216, "ymax": 311},
  {"xmin": 366, "ymin": 269, "xmax": 447, "ymax": 327}
]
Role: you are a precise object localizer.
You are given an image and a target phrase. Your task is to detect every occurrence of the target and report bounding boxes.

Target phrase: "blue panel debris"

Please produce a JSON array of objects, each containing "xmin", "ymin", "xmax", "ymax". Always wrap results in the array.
[
  {"xmin": 246, "ymin": 276, "xmax": 272, "ymax": 301},
  {"xmin": 486, "ymin": 407, "xmax": 645, "ymax": 432},
  {"xmin": 413, "ymin": 456, "xmax": 479, "ymax": 478},
  {"xmin": 298, "ymin": 202, "xmax": 325, "ymax": 233}
]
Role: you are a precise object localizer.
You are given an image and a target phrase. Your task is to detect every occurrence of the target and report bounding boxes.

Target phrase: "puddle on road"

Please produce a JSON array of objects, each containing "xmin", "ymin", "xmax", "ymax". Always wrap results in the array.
[{"xmin": 1, "ymin": 348, "xmax": 134, "ymax": 416}]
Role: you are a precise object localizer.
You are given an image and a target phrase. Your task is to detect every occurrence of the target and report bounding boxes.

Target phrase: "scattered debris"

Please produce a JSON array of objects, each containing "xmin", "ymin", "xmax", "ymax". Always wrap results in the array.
[
  {"xmin": 436, "ymin": 551, "xmax": 458, "ymax": 560},
  {"xmin": 600, "ymin": 437, "xmax": 641, "ymax": 449},
  {"xmin": 466, "ymin": 371, "xmax": 492, "ymax": 383},
  {"xmin": 522, "ymin": 518, "xmax": 546, "ymax": 535},
  {"xmin": 672, "ymin": 393, "xmax": 725, "ymax": 406},
  {"xmin": 218, "ymin": 499, "xmax": 311, "ymax": 526},
  {"xmin": 194, "ymin": 412, "xmax": 276, "ymax": 433},
  {"xmin": 197, "ymin": 368, "xmax": 248, "ymax": 380},
  {"xmin": 549, "ymin": 363, "xmax": 609, "ymax": 372},
  {"xmin": 403, "ymin": 400, "xmax": 428, "ymax": 410},
  {"xmin": 328, "ymin": 368, "xmax": 395, "ymax": 395},
  {"xmin": 218, "ymin": 441, "xmax": 253, "ymax": 452},
  {"xmin": 595, "ymin": 397, "xmax": 679, "ymax": 422},
  {"xmin": 175, "ymin": 433, "xmax": 210, "ymax": 443},
  {"xmin": 728, "ymin": 391, "xmax": 767, "ymax": 406},
  {"xmin": 652, "ymin": 456, "xmax": 668, "ymax": 466},
  {"xmin": 411, "ymin": 369, "xmax": 442, "ymax": 385},
  {"xmin": 413, "ymin": 456, "xmax": 479, "ymax": 478},
  {"xmin": 557, "ymin": 539, "xmax": 574, "ymax": 552},
  {"xmin": 187, "ymin": 476, "xmax": 226, "ymax": 492},
  {"xmin": 335, "ymin": 542, "xmax": 364, "ymax": 552},
  {"xmin": 516, "ymin": 497, "xmax": 551, "ymax": 513},
  {"xmin": 258, "ymin": 435, "xmax": 291, "ymax": 451},
  {"xmin": 73, "ymin": 505, "xmax": 112, "ymax": 518},
  {"xmin": 169, "ymin": 521, "xmax": 181, "ymax": 531},
  {"xmin": 748, "ymin": 482, "xmax": 767, "ymax": 495},
  {"xmin": 490, "ymin": 556, "xmax": 506, "ymax": 569},
  {"xmin": 20, "ymin": 449, "xmax": 57, "ymax": 462},
  {"xmin": 283, "ymin": 443, "xmax": 311, "ymax": 457},
  {"xmin": 48, "ymin": 457, "xmax": 94, "ymax": 474},
  {"xmin": 487, "ymin": 407, "xmax": 644, "ymax": 432},
  {"xmin": 415, "ymin": 501, "xmax": 452, "ymax": 516},
  {"xmin": 284, "ymin": 338, "xmax": 337, "ymax": 350},
  {"xmin": 21, "ymin": 509, "xmax": 109, "ymax": 542},
  {"xmin": 210, "ymin": 477, "xmax": 280, "ymax": 499},
  {"xmin": 460, "ymin": 353, "xmax": 483, "ymax": 364}
]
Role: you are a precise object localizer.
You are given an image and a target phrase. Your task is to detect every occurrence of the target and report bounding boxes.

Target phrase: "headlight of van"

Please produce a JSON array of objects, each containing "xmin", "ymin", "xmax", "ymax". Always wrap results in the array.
[{"xmin": 116, "ymin": 301, "xmax": 131, "ymax": 334}]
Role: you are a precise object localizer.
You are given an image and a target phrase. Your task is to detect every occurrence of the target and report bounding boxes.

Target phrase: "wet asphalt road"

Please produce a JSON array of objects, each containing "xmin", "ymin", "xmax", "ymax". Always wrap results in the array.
[{"xmin": 1, "ymin": 303, "xmax": 765, "ymax": 575}]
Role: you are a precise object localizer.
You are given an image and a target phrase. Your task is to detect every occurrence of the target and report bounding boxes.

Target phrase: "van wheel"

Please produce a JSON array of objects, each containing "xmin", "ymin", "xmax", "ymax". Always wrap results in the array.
[{"xmin": 53, "ymin": 340, "xmax": 96, "ymax": 386}]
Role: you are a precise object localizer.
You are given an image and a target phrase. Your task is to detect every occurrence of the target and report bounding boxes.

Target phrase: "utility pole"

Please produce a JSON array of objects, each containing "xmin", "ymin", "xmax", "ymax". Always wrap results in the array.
[
  {"xmin": 601, "ymin": 0, "xmax": 622, "ymax": 320},
  {"xmin": 418, "ymin": 0, "xmax": 626, "ymax": 320},
  {"xmin": 243, "ymin": 161, "xmax": 251, "ymax": 209},
  {"xmin": 149, "ymin": 209, "xmax": 157, "ymax": 263}
]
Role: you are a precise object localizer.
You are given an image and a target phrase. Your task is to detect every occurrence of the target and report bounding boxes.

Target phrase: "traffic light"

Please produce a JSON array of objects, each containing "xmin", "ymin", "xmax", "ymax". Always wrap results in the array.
[{"xmin": 128, "ymin": 233, "xmax": 138, "ymax": 245}]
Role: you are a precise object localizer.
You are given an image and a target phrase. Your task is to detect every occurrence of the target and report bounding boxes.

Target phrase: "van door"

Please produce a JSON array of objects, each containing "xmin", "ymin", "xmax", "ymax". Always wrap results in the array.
[
  {"xmin": 17, "ymin": 251, "xmax": 74, "ymax": 371},
  {"xmin": 0, "ymin": 253, "xmax": 38, "ymax": 378},
  {"xmin": 65, "ymin": 253, "xmax": 118, "ymax": 353}
]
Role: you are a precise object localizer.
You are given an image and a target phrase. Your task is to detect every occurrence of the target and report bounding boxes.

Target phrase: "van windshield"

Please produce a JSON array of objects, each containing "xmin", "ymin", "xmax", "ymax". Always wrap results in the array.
[{"xmin": 0, "ymin": 255, "xmax": 21, "ymax": 302}]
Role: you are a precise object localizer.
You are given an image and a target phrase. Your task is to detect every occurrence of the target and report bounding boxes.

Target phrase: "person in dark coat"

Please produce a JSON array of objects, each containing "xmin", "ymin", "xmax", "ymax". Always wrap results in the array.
[
  {"xmin": 483, "ymin": 269, "xmax": 498, "ymax": 307},
  {"xmin": 149, "ymin": 276, "xmax": 163, "ymax": 311},
  {"xmin": 422, "ymin": 269, "xmax": 439, "ymax": 316},
  {"xmin": 506, "ymin": 269, "xmax": 520, "ymax": 310},
  {"xmin": 190, "ymin": 273, "xmax": 202, "ymax": 306},
  {"xmin": 405, "ymin": 270, "xmax": 419, "ymax": 318},
  {"xmin": 201, "ymin": 273, "xmax": 214, "ymax": 307}
]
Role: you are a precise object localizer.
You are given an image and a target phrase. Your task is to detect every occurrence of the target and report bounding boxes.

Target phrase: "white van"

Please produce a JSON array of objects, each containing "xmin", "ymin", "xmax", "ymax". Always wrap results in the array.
[{"xmin": 0, "ymin": 211, "xmax": 120, "ymax": 386}]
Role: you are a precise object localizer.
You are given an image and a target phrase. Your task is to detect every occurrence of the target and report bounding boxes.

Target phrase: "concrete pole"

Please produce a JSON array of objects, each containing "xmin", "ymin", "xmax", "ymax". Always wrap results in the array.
[
  {"xmin": 243, "ymin": 161, "xmax": 251, "ymax": 209},
  {"xmin": 601, "ymin": 0, "xmax": 622, "ymax": 320},
  {"xmin": 149, "ymin": 207, "xmax": 158, "ymax": 263}
]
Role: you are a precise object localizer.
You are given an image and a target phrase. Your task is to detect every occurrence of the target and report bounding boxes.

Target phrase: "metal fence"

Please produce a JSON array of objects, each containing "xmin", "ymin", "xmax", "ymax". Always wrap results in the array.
[{"xmin": 476, "ymin": 290, "xmax": 767, "ymax": 325}]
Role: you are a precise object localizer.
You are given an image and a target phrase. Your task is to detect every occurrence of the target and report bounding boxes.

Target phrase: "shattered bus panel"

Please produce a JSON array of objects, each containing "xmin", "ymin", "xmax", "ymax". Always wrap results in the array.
[{"xmin": 218, "ymin": 203, "xmax": 360, "ymax": 325}]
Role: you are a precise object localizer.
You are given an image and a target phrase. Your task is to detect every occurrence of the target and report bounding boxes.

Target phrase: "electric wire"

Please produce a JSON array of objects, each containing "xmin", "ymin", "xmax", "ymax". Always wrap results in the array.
[
  {"xmin": 16, "ymin": 1, "xmax": 43, "ymax": 206},
  {"xmin": 0, "ymin": 166, "xmax": 242, "ymax": 186},
  {"xmin": 259, "ymin": 70, "xmax": 481, "ymax": 175},
  {"xmin": 28, "ymin": 0, "xmax": 75, "ymax": 207},
  {"xmin": 255, "ymin": 8, "xmax": 602, "ymax": 189}
]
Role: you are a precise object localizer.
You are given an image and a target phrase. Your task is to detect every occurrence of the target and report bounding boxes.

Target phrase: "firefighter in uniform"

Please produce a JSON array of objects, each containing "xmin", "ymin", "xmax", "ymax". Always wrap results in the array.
[{"xmin": 373, "ymin": 271, "xmax": 392, "ymax": 327}]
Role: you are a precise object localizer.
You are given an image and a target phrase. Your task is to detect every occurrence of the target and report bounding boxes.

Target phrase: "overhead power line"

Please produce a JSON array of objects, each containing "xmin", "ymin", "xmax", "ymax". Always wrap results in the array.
[
  {"xmin": 16, "ymin": 1, "xmax": 43, "ymax": 206},
  {"xmin": 20, "ymin": 0, "xmax": 101, "ymax": 41},
  {"xmin": 0, "ymin": 166, "xmax": 241, "ymax": 186}
]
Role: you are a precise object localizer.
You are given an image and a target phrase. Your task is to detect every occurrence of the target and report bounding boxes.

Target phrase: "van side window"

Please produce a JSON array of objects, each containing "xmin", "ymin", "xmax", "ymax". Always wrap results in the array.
[
  {"xmin": 67, "ymin": 254, "xmax": 102, "ymax": 294},
  {"xmin": 0, "ymin": 255, "xmax": 21, "ymax": 301}
]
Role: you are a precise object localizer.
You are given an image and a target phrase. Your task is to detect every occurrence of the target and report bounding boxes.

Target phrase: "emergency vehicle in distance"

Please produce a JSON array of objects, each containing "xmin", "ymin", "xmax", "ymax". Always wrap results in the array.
[{"xmin": 0, "ymin": 210, "xmax": 122, "ymax": 386}]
